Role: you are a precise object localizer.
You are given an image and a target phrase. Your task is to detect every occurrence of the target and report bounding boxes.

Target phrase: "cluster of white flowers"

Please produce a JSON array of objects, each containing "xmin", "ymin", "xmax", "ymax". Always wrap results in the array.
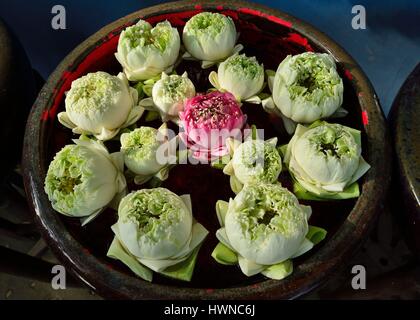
[{"xmin": 45, "ymin": 11, "xmax": 370, "ymax": 282}]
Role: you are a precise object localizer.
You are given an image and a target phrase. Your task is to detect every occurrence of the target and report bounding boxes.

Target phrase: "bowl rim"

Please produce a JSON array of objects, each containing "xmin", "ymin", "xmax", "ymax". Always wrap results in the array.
[{"xmin": 22, "ymin": 0, "xmax": 391, "ymax": 299}]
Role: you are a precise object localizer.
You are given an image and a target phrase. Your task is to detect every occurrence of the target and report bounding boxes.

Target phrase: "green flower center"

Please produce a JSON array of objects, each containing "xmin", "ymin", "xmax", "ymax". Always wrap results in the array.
[
  {"xmin": 54, "ymin": 175, "xmax": 82, "ymax": 195},
  {"xmin": 239, "ymin": 140, "xmax": 281, "ymax": 183},
  {"xmin": 309, "ymin": 126, "xmax": 356, "ymax": 158},
  {"xmin": 237, "ymin": 184, "xmax": 305, "ymax": 240},
  {"xmin": 257, "ymin": 210, "xmax": 277, "ymax": 226},
  {"xmin": 122, "ymin": 127, "xmax": 158, "ymax": 161},
  {"xmin": 123, "ymin": 189, "xmax": 183, "ymax": 242},
  {"xmin": 44, "ymin": 145, "xmax": 92, "ymax": 212},
  {"xmin": 124, "ymin": 21, "xmax": 172, "ymax": 52},
  {"xmin": 128, "ymin": 195, "xmax": 171, "ymax": 229},
  {"xmin": 66, "ymin": 72, "xmax": 120, "ymax": 113},
  {"xmin": 160, "ymin": 76, "xmax": 191, "ymax": 101},
  {"xmin": 297, "ymin": 76, "xmax": 317, "ymax": 93},
  {"xmin": 186, "ymin": 12, "xmax": 229, "ymax": 37},
  {"xmin": 288, "ymin": 53, "xmax": 341, "ymax": 102},
  {"xmin": 225, "ymin": 54, "xmax": 263, "ymax": 79}
]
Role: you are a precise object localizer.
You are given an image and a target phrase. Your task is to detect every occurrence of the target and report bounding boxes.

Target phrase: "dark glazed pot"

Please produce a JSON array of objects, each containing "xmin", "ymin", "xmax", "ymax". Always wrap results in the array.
[
  {"xmin": 23, "ymin": 0, "xmax": 391, "ymax": 299},
  {"xmin": 389, "ymin": 63, "xmax": 420, "ymax": 258},
  {"xmin": 0, "ymin": 18, "xmax": 38, "ymax": 181}
]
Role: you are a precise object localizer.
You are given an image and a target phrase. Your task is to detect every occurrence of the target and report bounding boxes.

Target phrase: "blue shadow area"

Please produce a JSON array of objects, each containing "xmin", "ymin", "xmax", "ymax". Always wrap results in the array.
[{"xmin": 0, "ymin": 0, "xmax": 419, "ymax": 115}]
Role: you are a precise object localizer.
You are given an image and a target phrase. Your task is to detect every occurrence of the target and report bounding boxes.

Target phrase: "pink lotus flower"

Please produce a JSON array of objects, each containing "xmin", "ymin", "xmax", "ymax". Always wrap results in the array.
[{"xmin": 179, "ymin": 91, "xmax": 246, "ymax": 161}]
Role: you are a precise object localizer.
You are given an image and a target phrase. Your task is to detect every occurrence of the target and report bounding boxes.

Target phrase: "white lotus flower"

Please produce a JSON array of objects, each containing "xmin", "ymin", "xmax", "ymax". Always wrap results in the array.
[
  {"xmin": 212, "ymin": 183, "xmax": 327, "ymax": 279},
  {"xmin": 58, "ymin": 71, "xmax": 144, "ymax": 141},
  {"xmin": 116, "ymin": 20, "xmax": 180, "ymax": 81},
  {"xmin": 107, "ymin": 188, "xmax": 208, "ymax": 282},
  {"xmin": 223, "ymin": 136, "xmax": 282, "ymax": 193},
  {"xmin": 262, "ymin": 52, "xmax": 345, "ymax": 134},
  {"xmin": 209, "ymin": 53, "xmax": 264, "ymax": 103},
  {"xmin": 139, "ymin": 72, "xmax": 195, "ymax": 122},
  {"xmin": 182, "ymin": 12, "xmax": 243, "ymax": 68},
  {"xmin": 44, "ymin": 138, "xmax": 126, "ymax": 225},
  {"xmin": 120, "ymin": 123, "xmax": 177, "ymax": 185},
  {"xmin": 284, "ymin": 121, "xmax": 371, "ymax": 200},
  {"xmin": 271, "ymin": 52, "xmax": 344, "ymax": 124}
]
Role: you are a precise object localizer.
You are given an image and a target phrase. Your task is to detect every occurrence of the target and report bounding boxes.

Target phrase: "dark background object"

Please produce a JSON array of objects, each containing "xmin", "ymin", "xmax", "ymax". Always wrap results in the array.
[
  {"xmin": 0, "ymin": 18, "xmax": 38, "ymax": 181},
  {"xmin": 0, "ymin": 246, "xmax": 81, "ymax": 288},
  {"xmin": 389, "ymin": 63, "xmax": 420, "ymax": 258}
]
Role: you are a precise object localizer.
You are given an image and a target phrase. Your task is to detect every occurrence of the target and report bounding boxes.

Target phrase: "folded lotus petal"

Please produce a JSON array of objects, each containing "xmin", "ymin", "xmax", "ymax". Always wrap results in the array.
[
  {"xmin": 238, "ymin": 256, "xmax": 265, "ymax": 277},
  {"xmin": 349, "ymin": 156, "xmax": 371, "ymax": 185},
  {"xmin": 80, "ymin": 207, "xmax": 105, "ymax": 226},
  {"xmin": 133, "ymin": 174, "xmax": 153, "ymax": 185},
  {"xmin": 211, "ymin": 242, "xmax": 238, "ymax": 265},
  {"xmin": 109, "ymin": 152, "xmax": 125, "ymax": 173},
  {"xmin": 216, "ymin": 200, "xmax": 229, "ymax": 227},
  {"xmin": 261, "ymin": 96, "xmax": 277, "ymax": 113},
  {"xmin": 123, "ymin": 105, "xmax": 145, "ymax": 128},
  {"xmin": 57, "ymin": 112, "xmax": 76, "ymax": 130},
  {"xmin": 222, "ymin": 161, "xmax": 234, "ymax": 175},
  {"xmin": 266, "ymin": 69, "xmax": 276, "ymax": 93},
  {"xmin": 95, "ymin": 127, "xmax": 119, "ymax": 141},
  {"xmin": 180, "ymin": 194, "xmax": 193, "ymax": 214},
  {"xmin": 208, "ymin": 71, "xmax": 221, "ymax": 90},
  {"xmin": 107, "ymin": 237, "xmax": 153, "ymax": 282},
  {"xmin": 290, "ymin": 238, "xmax": 314, "ymax": 259},
  {"xmin": 215, "ymin": 227, "xmax": 235, "ymax": 251},
  {"xmin": 280, "ymin": 113, "xmax": 297, "ymax": 135},
  {"xmin": 244, "ymin": 96, "xmax": 262, "ymax": 104},
  {"xmin": 138, "ymin": 255, "xmax": 188, "ymax": 273},
  {"xmin": 202, "ymin": 60, "xmax": 217, "ymax": 69},
  {"xmin": 260, "ymin": 260, "xmax": 293, "ymax": 280},
  {"xmin": 229, "ymin": 175, "xmax": 243, "ymax": 194},
  {"xmin": 169, "ymin": 221, "xmax": 208, "ymax": 260},
  {"xmin": 139, "ymin": 97, "xmax": 156, "ymax": 109}
]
